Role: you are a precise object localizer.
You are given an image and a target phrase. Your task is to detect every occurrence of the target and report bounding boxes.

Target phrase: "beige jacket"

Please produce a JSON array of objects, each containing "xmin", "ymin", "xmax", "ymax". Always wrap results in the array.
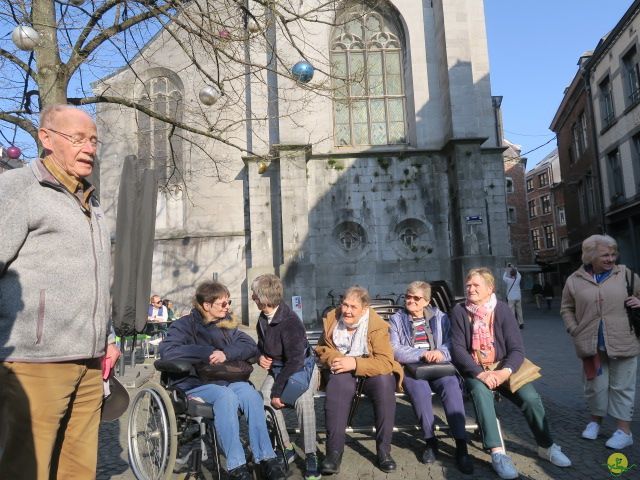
[
  {"xmin": 315, "ymin": 307, "xmax": 404, "ymax": 392},
  {"xmin": 561, "ymin": 264, "xmax": 640, "ymax": 358}
]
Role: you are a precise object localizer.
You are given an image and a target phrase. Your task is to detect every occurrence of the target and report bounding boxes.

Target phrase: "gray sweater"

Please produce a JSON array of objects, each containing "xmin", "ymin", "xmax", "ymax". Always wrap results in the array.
[{"xmin": 0, "ymin": 160, "xmax": 112, "ymax": 362}]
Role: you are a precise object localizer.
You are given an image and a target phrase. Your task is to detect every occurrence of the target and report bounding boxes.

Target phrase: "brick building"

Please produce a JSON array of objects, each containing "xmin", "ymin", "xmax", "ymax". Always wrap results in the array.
[
  {"xmin": 503, "ymin": 139, "xmax": 532, "ymax": 266},
  {"xmin": 526, "ymin": 150, "xmax": 569, "ymax": 287}
]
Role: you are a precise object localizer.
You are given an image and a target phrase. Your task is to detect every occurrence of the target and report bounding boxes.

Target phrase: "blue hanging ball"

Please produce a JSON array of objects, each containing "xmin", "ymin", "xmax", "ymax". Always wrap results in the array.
[{"xmin": 291, "ymin": 60, "xmax": 315, "ymax": 83}]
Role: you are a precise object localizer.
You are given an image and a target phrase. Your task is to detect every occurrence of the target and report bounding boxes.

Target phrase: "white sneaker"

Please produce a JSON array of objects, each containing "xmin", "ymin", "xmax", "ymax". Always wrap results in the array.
[
  {"xmin": 537, "ymin": 443, "xmax": 571, "ymax": 467},
  {"xmin": 581, "ymin": 421, "xmax": 600, "ymax": 440},
  {"xmin": 491, "ymin": 452, "xmax": 519, "ymax": 479},
  {"xmin": 606, "ymin": 429, "xmax": 633, "ymax": 449}
]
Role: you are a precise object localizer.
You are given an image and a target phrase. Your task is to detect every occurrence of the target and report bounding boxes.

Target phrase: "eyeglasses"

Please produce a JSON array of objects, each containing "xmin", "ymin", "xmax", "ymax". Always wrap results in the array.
[
  {"xmin": 405, "ymin": 294, "xmax": 425, "ymax": 302},
  {"xmin": 45, "ymin": 128, "xmax": 101, "ymax": 148}
]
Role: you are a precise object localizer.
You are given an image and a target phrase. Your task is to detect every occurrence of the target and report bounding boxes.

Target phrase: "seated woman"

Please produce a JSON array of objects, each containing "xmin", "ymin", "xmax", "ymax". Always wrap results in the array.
[
  {"xmin": 251, "ymin": 274, "xmax": 321, "ymax": 480},
  {"xmin": 315, "ymin": 286, "xmax": 402, "ymax": 474},
  {"xmin": 450, "ymin": 268, "xmax": 571, "ymax": 480},
  {"xmin": 158, "ymin": 281, "xmax": 286, "ymax": 480},
  {"xmin": 389, "ymin": 281, "xmax": 473, "ymax": 474}
]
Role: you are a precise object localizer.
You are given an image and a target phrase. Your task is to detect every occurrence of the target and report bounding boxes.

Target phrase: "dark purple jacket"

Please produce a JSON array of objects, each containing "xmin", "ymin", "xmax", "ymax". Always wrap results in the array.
[
  {"xmin": 159, "ymin": 308, "xmax": 259, "ymax": 391},
  {"xmin": 256, "ymin": 302, "xmax": 308, "ymax": 399},
  {"xmin": 450, "ymin": 301, "xmax": 525, "ymax": 378}
]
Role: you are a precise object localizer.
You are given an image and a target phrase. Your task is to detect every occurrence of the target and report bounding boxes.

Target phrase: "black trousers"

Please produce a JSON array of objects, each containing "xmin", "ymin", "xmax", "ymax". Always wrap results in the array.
[{"xmin": 324, "ymin": 372, "xmax": 396, "ymax": 456}]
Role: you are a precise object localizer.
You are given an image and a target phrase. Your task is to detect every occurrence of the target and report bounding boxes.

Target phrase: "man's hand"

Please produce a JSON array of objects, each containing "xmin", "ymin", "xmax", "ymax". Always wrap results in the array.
[
  {"xmin": 422, "ymin": 350, "xmax": 444, "ymax": 363},
  {"xmin": 330, "ymin": 356, "xmax": 357, "ymax": 374},
  {"xmin": 259, "ymin": 355, "xmax": 273, "ymax": 370},
  {"xmin": 271, "ymin": 397, "xmax": 285, "ymax": 409},
  {"xmin": 209, "ymin": 350, "xmax": 227, "ymax": 365},
  {"xmin": 102, "ymin": 343, "xmax": 121, "ymax": 380}
]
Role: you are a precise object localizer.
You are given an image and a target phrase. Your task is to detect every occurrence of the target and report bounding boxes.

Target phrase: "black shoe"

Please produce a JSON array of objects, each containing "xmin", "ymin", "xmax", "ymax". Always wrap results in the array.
[
  {"xmin": 261, "ymin": 457, "xmax": 286, "ymax": 480},
  {"xmin": 455, "ymin": 439, "xmax": 474, "ymax": 475},
  {"xmin": 229, "ymin": 464, "xmax": 252, "ymax": 480},
  {"xmin": 304, "ymin": 453, "xmax": 322, "ymax": 480},
  {"xmin": 321, "ymin": 451, "xmax": 342, "ymax": 475},
  {"xmin": 422, "ymin": 438, "xmax": 438, "ymax": 464},
  {"xmin": 377, "ymin": 453, "xmax": 397, "ymax": 473},
  {"xmin": 519, "ymin": 324, "xmax": 524, "ymax": 329}
]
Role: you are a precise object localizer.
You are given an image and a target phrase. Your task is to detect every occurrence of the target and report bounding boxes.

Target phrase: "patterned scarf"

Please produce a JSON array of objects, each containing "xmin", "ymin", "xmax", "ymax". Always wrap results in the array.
[
  {"xmin": 465, "ymin": 293, "xmax": 498, "ymax": 363},
  {"xmin": 333, "ymin": 309, "xmax": 370, "ymax": 357}
]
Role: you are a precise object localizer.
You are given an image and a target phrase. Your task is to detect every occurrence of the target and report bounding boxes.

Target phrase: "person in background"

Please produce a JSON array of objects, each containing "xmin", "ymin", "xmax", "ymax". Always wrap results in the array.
[
  {"xmin": 532, "ymin": 283, "xmax": 544, "ymax": 310},
  {"xmin": 451, "ymin": 268, "xmax": 571, "ymax": 479},
  {"xmin": 543, "ymin": 282, "xmax": 554, "ymax": 310},
  {"xmin": 251, "ymin": 274, "xmax": 321, "ymax": 480},
  {"xmin": 148, "ymin": 294, "xmax": 168, "ymax": 322},
  {"xmin": 316, "ymin": 286, "xmax": 402, "ymax": 475},
  {"xmin": 0, "ymin": 104, "xmax": 120, "ymax": 479},
  {"xmin": 561, "ymin": 234, "xmax": 640, "ymax": 450},
  {"xmin": 159, "ymin": 281, "xmax": 286, "ymax": 480},
  {"xmin": 389, "ymin": 281, "xmax": 473, "ymax": 474},
  {"xmin": 503, "ymin": 265, "xmax": 524, "ymax": 329},
  {"xmin": 162, "ymin": 298, "xmax": 177, "ymax": 322}
]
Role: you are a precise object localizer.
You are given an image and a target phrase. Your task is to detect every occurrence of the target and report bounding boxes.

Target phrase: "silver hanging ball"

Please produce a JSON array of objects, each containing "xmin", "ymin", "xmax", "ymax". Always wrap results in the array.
[
  {"xmin": 198, "ymin": 85, "xmax": 221, "ymax": 106},
  {"xmin": 11, "ymin": 25, "xmax": 40, "ymax": 51}
]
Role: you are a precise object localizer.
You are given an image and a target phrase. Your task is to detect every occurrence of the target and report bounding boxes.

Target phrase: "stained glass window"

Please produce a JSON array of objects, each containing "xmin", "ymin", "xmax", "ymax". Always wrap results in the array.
[{"xmin": 330, "ymin": 2, "xmax": 407, "ymax": 146}]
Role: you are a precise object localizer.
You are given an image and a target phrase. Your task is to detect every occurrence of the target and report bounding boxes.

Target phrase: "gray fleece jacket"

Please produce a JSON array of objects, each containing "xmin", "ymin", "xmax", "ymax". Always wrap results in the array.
[{"xmin": 0, "ymin": 159, "xmax": 112, "ymax": 362}]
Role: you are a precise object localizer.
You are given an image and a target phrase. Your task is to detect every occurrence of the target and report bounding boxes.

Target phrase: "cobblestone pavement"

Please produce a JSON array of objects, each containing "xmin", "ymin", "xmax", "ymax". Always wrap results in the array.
[{"xmin": 98, "ymin": 302, "xmax": 640, "ymax": 479}]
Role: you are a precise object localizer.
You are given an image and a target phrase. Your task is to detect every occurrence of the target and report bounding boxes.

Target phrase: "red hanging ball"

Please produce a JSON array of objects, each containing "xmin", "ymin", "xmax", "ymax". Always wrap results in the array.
[{"xmin": 6, "ymin": 145, "xmax": 21, "ymax": 159}]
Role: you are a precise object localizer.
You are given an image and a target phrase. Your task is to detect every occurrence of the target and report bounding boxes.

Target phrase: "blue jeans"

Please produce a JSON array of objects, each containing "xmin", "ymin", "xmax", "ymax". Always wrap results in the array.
[{"xmin": 187, "ymin": 382, "xmax": 277, "ymax": 470}]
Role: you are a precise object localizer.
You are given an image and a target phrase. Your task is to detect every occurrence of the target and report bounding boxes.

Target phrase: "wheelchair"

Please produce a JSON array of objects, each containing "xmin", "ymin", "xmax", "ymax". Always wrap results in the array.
[{"xmin": 127, "ymin": 359, "xmax": 288, "ymax": 480}]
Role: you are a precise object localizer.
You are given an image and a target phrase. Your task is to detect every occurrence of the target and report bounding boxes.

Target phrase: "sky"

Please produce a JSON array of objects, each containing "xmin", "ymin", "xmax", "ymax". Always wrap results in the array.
[{"xmin": 484, "ymin": 0, "xmax": 635, "ymax": 170}]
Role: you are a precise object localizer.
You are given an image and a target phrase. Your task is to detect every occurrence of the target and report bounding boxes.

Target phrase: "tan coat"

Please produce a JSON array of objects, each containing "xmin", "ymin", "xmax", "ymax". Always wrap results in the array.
[
  {"xmin": 315, "ymin": 307, "xmax": 404, "ymax": 392},
  {"xmin": 561, "ymin": 264, "xmax": 640, "ymax": 358}
]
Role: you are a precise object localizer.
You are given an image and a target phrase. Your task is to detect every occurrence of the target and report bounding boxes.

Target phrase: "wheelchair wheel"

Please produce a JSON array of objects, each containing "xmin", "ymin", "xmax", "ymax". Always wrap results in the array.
[{"xmin": 128, "ymin": 382, "xmax": 178, "ymax": 480}]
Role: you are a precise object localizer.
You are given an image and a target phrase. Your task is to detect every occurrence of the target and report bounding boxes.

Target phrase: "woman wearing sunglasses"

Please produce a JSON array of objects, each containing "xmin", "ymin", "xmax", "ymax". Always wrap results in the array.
[{"xmin": 389, "ymin": 281, "xmax": 473, "ymax": 474}]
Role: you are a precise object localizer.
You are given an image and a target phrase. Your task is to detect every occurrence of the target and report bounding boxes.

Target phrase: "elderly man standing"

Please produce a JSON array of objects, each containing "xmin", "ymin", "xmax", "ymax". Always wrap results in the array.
[{"xmin": 0, "ymin": 105, "xmax": 120, "ymax": 479}]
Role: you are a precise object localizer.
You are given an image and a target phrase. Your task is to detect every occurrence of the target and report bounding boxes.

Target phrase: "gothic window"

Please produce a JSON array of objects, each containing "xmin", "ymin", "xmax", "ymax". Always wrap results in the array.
[
  {"xmin": 137, "ymin": 74, "xmax": 184, "ymax": 185},
  {"xmin": 333, "ymin": 221, "xmax": 367, "ymax": 253},
  {"xmin": 330, "ymin": 1, "xmax": 407, "ymax": 146}
]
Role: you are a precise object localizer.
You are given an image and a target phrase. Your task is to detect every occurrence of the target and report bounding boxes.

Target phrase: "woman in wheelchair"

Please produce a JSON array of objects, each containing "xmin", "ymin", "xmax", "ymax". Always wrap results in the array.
[{"xmin": 159, "ymin": 281, "xmax": 286, "ymax": 480}]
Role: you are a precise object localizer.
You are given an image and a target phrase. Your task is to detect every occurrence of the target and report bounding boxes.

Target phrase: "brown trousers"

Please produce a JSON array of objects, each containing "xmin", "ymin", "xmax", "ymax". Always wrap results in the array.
[{"xmin": 0, "ymin": 359, "xmax": 103, "ymax": 480}]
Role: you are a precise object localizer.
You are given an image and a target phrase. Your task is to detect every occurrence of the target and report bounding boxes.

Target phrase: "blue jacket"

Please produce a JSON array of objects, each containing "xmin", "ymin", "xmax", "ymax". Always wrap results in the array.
[
  {"xmin": 159, "ymin": 308, "xmax": 259, "ymax": 391},
  {"xmin": 389, "ymin": 306, "xmax": 452, "ymax": 364},
  {"xmin": 449, "ymin": 301, "xmax": 525, "ymax": 378}
]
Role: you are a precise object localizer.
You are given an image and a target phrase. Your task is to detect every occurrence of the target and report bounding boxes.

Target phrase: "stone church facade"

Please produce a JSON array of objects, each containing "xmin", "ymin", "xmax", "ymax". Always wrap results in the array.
[{"xmin": 96, "ymin": 0, "xmax": 511, "ymax": 325}]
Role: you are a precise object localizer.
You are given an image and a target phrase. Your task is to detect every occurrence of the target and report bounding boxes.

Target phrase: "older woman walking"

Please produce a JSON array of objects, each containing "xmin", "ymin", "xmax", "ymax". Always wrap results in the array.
[
  {"xmin": 316, "ymin": 286, "xmax": 403, "ymax": 475},
  {"xmin": 561, "ymin": 234, "xmax": 640, "ymax": 449},
  {"xmin": 451, "ymin": 268, "xmax": 571, "ymax": 479}
]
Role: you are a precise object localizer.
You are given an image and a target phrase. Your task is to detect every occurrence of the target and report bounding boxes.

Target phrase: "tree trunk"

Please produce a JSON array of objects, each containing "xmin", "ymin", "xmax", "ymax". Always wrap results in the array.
[{"xmin": 32, "ymin": 0, "xmax": 69, "ymax": 108}]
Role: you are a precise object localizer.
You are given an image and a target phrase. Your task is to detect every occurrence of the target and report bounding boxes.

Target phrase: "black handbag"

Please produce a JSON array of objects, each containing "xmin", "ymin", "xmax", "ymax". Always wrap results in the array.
[
  {"xmin": 196, "ymin": 360, "xmax": 254, "ymax": 383},
  {"xmin": 404, "ymin": 361, "xmax": 457, "ymax": 381},
  {"xmin": 625, "ymin": 268, "xmax": 640, "ymax": 338}
]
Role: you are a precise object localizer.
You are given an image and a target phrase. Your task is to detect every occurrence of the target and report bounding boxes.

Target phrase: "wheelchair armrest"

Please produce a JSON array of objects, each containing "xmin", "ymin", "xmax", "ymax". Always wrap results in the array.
[{"xmin": 154, "ymin": 359, "xmax": 193, "ymax": 374}]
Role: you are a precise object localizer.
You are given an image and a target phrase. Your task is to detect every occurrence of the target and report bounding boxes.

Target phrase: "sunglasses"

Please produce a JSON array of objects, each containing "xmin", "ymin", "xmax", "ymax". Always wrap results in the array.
[
  {"xmin": 212, "ymin": 300, "xmax": 231, "ymax": 308},
  {"xmin": 405, "ymin": 294, "xmax": 425, "ymax": 302}
]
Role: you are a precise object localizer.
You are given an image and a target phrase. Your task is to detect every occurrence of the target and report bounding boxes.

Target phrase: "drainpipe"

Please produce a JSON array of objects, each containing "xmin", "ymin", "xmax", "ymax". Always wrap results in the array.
[{"xmin": 581, "ymin": 66, "xmax": 607, "ymax": 234}]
